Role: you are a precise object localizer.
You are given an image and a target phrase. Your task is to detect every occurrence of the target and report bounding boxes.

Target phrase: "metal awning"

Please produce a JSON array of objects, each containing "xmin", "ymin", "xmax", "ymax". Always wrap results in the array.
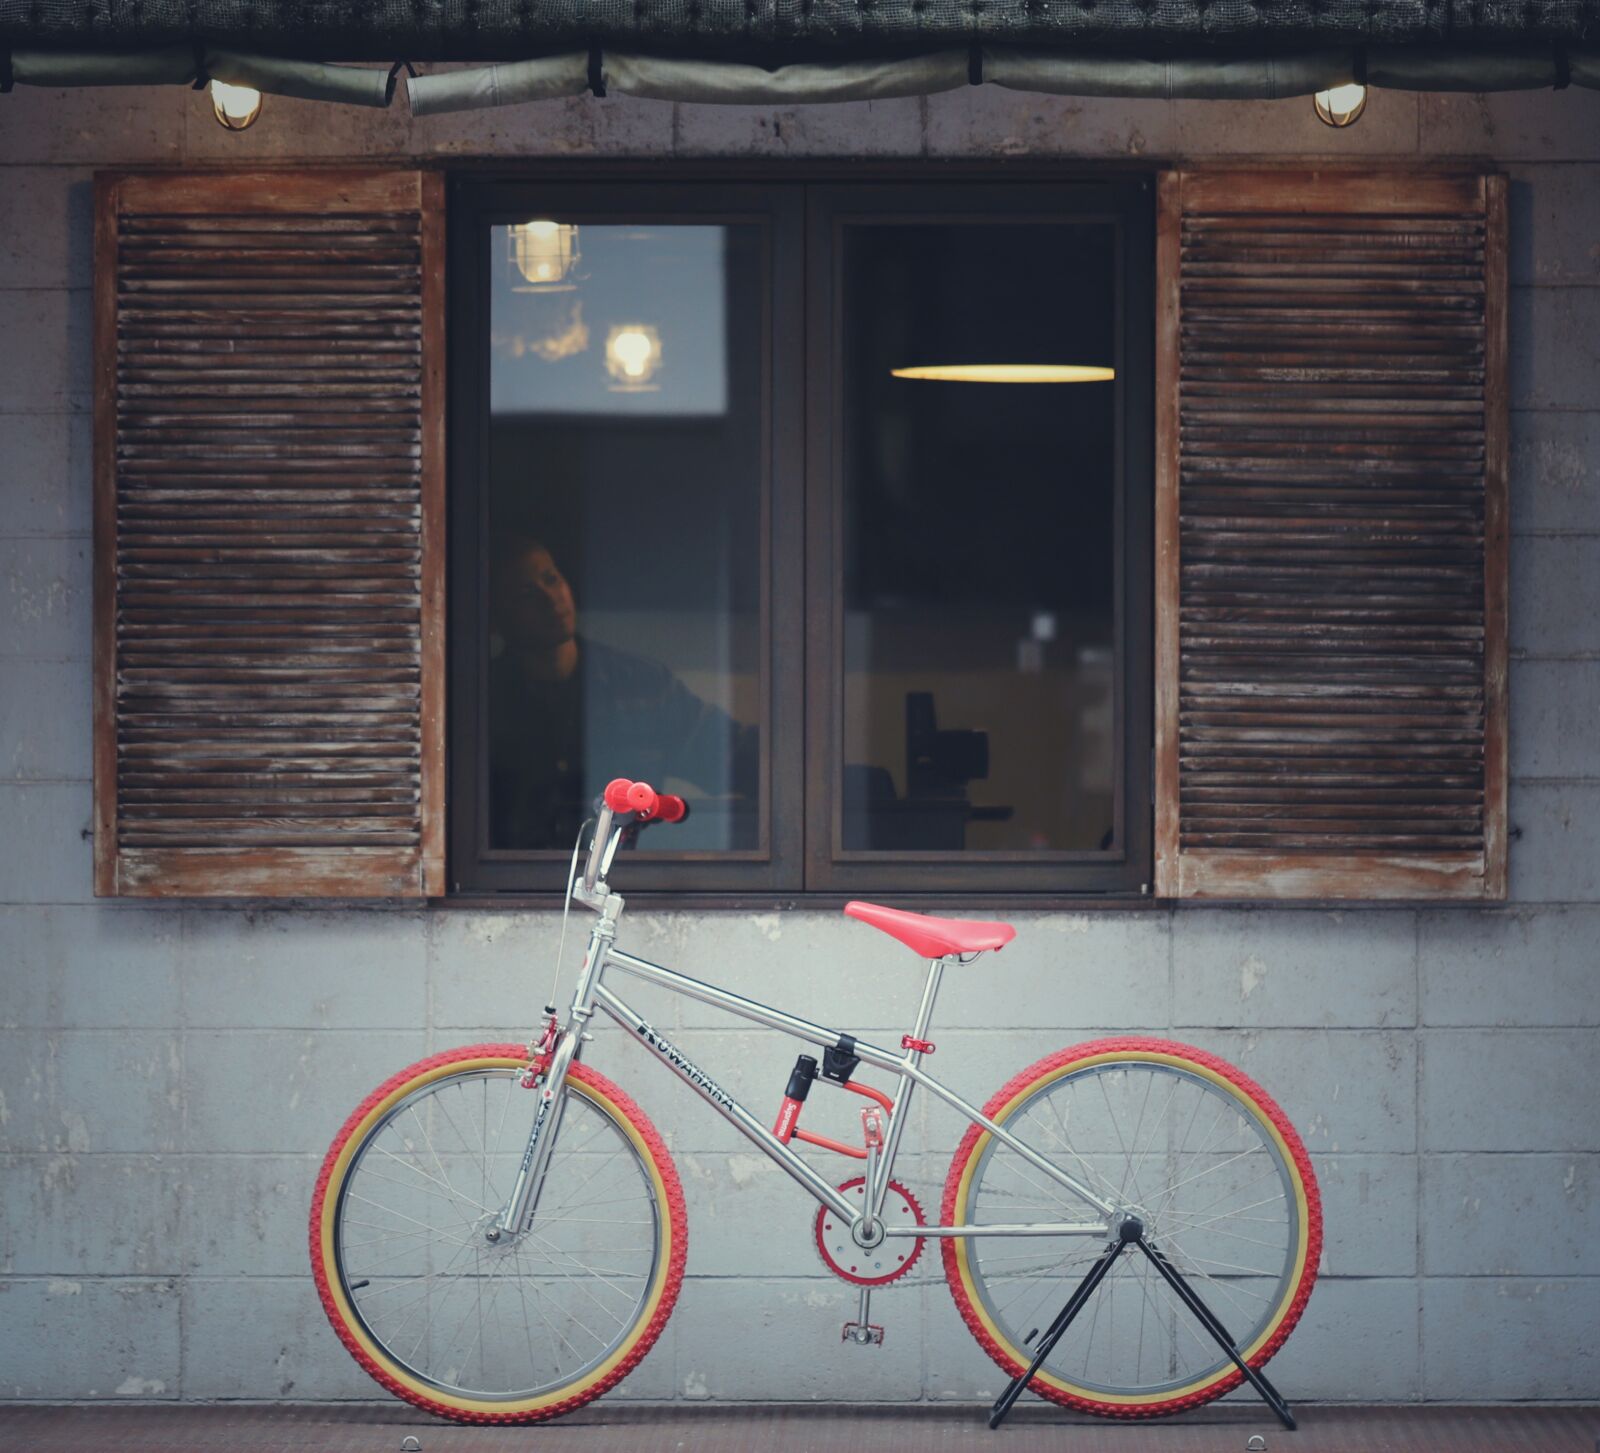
[{"xmin": 4, "ymin": 0, "xmax": 1598, "ymax": 63}]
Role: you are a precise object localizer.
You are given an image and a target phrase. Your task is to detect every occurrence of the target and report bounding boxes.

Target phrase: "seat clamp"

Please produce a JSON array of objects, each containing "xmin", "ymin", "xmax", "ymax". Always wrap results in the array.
[{"xmin": 901, "ymin": 1035, "xmax": 936, "ymax": 1055}]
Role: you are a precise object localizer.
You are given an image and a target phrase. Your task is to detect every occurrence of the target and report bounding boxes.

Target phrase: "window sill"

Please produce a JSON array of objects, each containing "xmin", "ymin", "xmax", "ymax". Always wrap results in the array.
[{"xmin": 437, "ymin": 891, "xmax": 1161, "ymax": 912}]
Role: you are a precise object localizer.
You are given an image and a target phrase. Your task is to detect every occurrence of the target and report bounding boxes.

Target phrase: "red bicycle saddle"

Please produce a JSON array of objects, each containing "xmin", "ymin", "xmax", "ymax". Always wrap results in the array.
[{"xmin": 843, "ymin": 901, "xmax": 1017, "ymax": 959}]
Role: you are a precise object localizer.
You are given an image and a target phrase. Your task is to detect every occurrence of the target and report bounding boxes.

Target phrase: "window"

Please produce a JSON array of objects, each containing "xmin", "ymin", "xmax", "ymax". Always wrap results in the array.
[
  {"xmin": 92, "ymin": 165, "xmax": 1505, "ymax": 904},
  {"xmin": 449, "ymin": 176, "xmax": 1153, "ymax": 896}
]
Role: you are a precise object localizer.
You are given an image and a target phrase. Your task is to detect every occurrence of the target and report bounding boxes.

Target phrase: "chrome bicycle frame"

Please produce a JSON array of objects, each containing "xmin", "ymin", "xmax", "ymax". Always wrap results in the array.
[{"xmin": 494, "ymin": 814, "xmax": 1118, "ymax": 1247}]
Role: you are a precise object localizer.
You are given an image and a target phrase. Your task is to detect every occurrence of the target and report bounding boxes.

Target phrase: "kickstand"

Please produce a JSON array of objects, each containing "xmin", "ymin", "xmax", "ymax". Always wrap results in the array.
[
  {"xmin": 1134, "ymin": 1237, "xmax": 1297, "ymax": 1431},
  {"xmin": 987, "ymin": 1234, "xmax": 1127, "ymax": 1429},
  {"xmin": 986, "ymin": 1220, "xmax": 1298, "ymax": 1432}
]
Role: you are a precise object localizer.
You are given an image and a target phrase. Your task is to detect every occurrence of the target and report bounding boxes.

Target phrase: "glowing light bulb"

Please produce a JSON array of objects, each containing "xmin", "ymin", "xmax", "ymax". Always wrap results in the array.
[
  {"xmin": 605, "ymin": 325, "xmax": 662, "ymax": 390},
  {"xmin": 210, "ymin": 80, "xmax": 263, "ymax": 131},
  {"xmin": 1313, "ymin": 83, "xmax": 1368, "ymax": 128}
]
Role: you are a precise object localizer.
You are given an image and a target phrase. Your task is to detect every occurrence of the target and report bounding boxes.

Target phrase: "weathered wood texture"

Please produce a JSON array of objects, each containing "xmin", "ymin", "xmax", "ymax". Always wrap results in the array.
[
  {"xmin": 1155, "ymin": 169, "xmax": 1508, "ymax": 901},
  {"xmin": 93, "ymin": 170, "xmax": 444, "ymax": 898}
]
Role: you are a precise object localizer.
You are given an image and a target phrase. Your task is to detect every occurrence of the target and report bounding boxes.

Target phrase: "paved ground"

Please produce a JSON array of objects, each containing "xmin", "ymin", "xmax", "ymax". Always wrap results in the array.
[{"xmin": 0, "ymin": 1404, "xmax": 1596, "ymax": 1453}]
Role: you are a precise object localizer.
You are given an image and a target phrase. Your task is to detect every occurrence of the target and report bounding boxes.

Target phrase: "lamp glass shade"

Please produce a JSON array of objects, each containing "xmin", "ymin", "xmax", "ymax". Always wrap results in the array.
[
  {"xmin": 508, "ymin": 220, "xmax": 581, "ymax": 292},
  {"xmin": 1313, "ymin": 83, "xmax": 1368, "ymax": 128},
  {"xmin": 210, "ymin": 81, "xmax": 262, "ymax": 130}
]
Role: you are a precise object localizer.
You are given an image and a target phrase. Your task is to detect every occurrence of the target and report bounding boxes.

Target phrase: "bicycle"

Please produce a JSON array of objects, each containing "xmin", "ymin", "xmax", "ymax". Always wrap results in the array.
[{"xmin": 310, "ymin": 777, "xmax": 1322, "ymax": 1427}]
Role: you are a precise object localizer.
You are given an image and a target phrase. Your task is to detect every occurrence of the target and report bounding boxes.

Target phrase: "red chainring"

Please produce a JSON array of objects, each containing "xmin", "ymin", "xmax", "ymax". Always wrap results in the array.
[{"xmin": 814, "ymin": 1176, "xmax": 926, "ymax": 1287}]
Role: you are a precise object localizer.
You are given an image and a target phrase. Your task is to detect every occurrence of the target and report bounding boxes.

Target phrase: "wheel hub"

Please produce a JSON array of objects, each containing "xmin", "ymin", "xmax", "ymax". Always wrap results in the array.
[{"xmin": 476, "ymin": 1210, "xmax": 523, "ymax": 1252}]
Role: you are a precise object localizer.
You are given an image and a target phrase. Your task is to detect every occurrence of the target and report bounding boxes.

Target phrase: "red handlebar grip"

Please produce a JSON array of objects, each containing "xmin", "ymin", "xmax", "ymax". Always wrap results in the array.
[{"xmin": 603, "ymin": 778, "xmax": 686, "ymax": 823}]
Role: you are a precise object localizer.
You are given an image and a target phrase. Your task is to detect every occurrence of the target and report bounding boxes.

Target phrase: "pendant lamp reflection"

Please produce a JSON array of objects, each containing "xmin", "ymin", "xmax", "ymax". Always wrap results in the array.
[
  {"xmin": 890, "ymin": 364, "xmax": 1115, "ymax": 384},
  {"xmin": 1313, "ymin": 83, "xmax": 1368, "ymax": 127},
  {"xmin": 210, "ymin": 80, "xmax": 263, "ymax": 131},
  {"xmin": 606, "ymin": 325, "xmax": 663, "ymax": 392},
  {"xmin": 507, "ymin": 220, "xmax": 582, "ymax": 292}
]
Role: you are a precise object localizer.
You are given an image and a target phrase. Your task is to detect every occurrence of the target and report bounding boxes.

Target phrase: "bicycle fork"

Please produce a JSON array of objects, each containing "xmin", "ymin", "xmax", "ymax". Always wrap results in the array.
[
  {"xmin": 490, "ymin": 909, "xmax": 618, "ymax": 1242},
  {"xmin": 489, "ymin": 1024, "xmax": 579, "ymax": 1243}
]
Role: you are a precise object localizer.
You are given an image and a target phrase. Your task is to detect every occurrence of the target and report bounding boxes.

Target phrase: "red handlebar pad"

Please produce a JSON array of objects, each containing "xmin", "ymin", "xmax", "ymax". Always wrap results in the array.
[{"xmin": 602, "ymin": 778, "xmax": 687, "ymax": 824}]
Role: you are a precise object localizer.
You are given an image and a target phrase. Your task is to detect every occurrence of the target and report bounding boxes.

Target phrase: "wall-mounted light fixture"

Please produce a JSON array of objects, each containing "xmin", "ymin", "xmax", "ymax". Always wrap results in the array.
[
  {"xmin": 1313, "ymin": 83, "xmax": 1368, "ymax": 127},
  {"xmin": 210, "ymin": 80, "xmax": 263, "ymax": 130},
  {"xmin": 606, "ymin": 324, "xmax": 663, "ymax": 391},
  {"xmin": 890, "ymin": 364, "xmax": 1115, "ymax": 384},
  {"xmin": 508, "ymin": 220, "xmax": 582, "ymax": 292}
]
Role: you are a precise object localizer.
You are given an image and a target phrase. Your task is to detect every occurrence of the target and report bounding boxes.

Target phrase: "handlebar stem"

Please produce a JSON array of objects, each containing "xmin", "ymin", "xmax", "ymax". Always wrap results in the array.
[{"xmin": 582, "ymin": 806, "xmax": 615, "ymax": 893}]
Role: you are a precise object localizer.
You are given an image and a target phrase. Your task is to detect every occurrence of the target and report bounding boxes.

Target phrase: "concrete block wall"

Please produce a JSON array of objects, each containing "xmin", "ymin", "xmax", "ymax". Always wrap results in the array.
[{"xmin": 1, "ymin": 80, "xmax": 1598, "ymax": 1406}]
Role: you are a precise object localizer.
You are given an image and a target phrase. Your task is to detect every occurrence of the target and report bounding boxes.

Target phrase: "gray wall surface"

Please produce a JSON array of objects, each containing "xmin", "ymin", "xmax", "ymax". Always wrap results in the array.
[{"xmin": 1, "ymin": 80, "xmax": 1597, "ymax": 1407}]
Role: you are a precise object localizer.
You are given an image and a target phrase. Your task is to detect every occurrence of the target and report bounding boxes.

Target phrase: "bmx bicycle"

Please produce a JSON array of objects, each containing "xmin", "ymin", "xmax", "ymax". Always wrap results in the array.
[{"xmin": 311, "ymin": 777, "xmax": 1321, "ymax": 1426}]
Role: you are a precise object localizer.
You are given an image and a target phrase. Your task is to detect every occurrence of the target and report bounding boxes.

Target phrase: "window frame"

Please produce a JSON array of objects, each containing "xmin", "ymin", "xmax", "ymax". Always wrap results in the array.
[
  {"xmin": 446, "ymin": 167, "xmax": 1155, "ymax": 902},
  {"xmin": 446, "ymin": 177, "xmax": 807, "ymax": 895},
  {"xmin": 803, "ymin": 179, "xmax": 1156, "ymax": 897}
]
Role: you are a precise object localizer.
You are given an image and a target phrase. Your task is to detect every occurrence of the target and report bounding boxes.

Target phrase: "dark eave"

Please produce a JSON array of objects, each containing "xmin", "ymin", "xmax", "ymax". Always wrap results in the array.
[{"xmin": 3, "ymin": 0, "xmax": 1598, "ymax": 64}]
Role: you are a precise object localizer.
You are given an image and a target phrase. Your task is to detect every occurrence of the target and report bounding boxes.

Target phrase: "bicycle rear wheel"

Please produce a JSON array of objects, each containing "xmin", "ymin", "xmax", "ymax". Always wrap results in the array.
[
  {"xmin": 311, "ymin": 1043, "xmax": 685, "ymax": 1423},
  {"xmin": 942, "ymin": 1037, "xmax": 1320, "ymax": 1418}
]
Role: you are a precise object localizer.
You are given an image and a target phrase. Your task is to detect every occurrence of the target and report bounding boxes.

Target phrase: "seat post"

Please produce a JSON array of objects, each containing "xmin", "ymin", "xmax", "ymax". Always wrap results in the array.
[
  {"xmin": 911, "ymin": 956, "xmax": 946, "ymax": 1044},
  {"xmin": 866, "ymin": 954, "xmax": 947, "ymax": 1227}
]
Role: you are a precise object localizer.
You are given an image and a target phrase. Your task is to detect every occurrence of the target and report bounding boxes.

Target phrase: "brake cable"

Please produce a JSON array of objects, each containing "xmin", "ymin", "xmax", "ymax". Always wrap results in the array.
[{"xmin": 545, "ymin": 814, "xmax": 593, "ymax": 1024}]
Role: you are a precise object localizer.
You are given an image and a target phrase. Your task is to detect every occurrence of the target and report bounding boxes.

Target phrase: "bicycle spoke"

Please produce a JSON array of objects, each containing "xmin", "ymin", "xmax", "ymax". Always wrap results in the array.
[
  {"xmin": 963, "ymin": 1057, "xmax": 1302, "ymax": 1401},
  {"xmin": 403, "ymin": 1105, "xmax": 482, "ymax": 1231},
  {"xmin": 358, "ymin": 1158, "xmax": 492, "ymax": 1219},
  {"xmin": 333, "ymin": 1066, "xmax": 662, "ymax": 1401}
]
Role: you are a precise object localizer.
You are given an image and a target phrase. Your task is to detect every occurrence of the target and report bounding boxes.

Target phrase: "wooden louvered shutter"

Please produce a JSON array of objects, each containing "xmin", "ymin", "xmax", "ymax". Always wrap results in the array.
[
  {"xmin": 93, "ymin": 171, "xmax": 444, "ymax": 898},
  {"xmin": 1155, "ymin": 170, "xmax": 1507, "ymax": 901}
]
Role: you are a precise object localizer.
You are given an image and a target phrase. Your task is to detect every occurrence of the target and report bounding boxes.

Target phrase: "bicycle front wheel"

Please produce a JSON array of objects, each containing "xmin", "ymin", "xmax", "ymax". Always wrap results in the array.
[
  {"xmin": 311, "ymin": 1043, "xmax": 685, "ymax": 1423},
  {"xmin": 942, "ymin": 1037, "xmax": 1320, "ymax": 1418}
]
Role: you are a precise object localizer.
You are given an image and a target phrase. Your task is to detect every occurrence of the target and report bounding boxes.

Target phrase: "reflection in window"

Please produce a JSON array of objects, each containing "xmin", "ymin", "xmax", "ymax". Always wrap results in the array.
[
  {"xmin": 840, "ymin": 222, "xmax": 1119, "ymax": 854},
  {"xmin": 486, "ymin": 223, "xmax": 763, "ymax": 853}
]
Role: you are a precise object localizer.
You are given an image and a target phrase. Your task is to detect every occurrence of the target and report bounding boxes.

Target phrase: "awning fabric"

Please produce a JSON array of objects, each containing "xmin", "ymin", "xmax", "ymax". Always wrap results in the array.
[
  {"xmin": 6, "ymin": 43, "xmax": 391, "ymax": 103},
  {"xmin": 4, "ymin": 40, "xmax": 1599, "ymax": 110}
]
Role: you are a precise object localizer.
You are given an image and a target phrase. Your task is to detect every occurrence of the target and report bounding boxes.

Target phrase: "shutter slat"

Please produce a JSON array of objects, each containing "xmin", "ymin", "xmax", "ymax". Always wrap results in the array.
[
  {"xmin": 1155, "ymin": 170, "xmax": 1507, "ymax": 901},
  {"xmin": 95, "ymin": 170, "xmax": 444, "ymax": 899}
]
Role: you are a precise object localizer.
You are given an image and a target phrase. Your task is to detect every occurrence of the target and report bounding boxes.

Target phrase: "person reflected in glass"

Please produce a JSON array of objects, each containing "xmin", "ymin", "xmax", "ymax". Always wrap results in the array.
[{"xmin": 488, "ymin": 531, "xmax": 758, "ymax": 850}]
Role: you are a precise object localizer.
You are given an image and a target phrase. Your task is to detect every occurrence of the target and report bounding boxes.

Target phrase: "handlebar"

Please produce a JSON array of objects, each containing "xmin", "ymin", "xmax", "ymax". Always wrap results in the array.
[
  {"xmin": 580, "ymin": 777, "xmax": 688, "ymax": 895},
  {"xmin": 602, "ymin": 778, "xmax": 687, "ymax": 824}
]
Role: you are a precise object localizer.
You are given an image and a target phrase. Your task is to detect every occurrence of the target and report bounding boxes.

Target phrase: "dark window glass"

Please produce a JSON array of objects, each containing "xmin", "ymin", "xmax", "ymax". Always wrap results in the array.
[
  {"xmin": 485, "ymin": 222, "xmax": 764, "ymax": 854},
  {"xmin": 451, "ymin": 177, "xmax": 1149, "ymax": 898},
  {"xmin": 839, "ymin": 222, "xmax": 1118, "ymax": 855}
]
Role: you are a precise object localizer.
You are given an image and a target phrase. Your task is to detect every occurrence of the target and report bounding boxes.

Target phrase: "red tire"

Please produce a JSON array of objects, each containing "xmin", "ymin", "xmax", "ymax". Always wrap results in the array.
[
  {"xmin": 942, "ymin": 1037, "xmax": 1321, "ymax": 1418},
  {"xmin": 310, "ymin": 1043, "xmax": 685, "ymax": 1423}
]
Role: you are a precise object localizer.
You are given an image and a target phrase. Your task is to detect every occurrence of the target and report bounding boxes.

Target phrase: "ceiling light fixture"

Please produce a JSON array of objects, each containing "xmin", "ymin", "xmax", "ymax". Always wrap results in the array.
[
  {"xmin": 210, "ymin": 80, "xmax": 263, "ymax": 130},
  {"xmin": 1312, "ymin": 83, "xmax": 1368, "ymax": 127},
  {"xmin": 508, "ymin": 220, "xmax": 582, "ymax": 292},
  {"xmin": 890, "ymin": 364, "xmax": 1115, "ymax": 384}
]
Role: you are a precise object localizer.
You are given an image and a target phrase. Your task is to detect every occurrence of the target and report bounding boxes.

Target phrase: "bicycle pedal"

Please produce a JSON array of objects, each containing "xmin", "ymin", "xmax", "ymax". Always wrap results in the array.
[{"xmin": 841, "ymin": 1321, "xmax": 885, "ymax": 1346}]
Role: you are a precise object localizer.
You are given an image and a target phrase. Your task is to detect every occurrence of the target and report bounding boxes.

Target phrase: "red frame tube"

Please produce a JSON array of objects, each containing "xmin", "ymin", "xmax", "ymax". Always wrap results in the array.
[
  {"xmin": 770, "ymin": 1079, "xmax": 893, "ymax": 1160},
  {"xmin": 794, "ymin": 1128, "xmax": 866, "ymax": 1160}
]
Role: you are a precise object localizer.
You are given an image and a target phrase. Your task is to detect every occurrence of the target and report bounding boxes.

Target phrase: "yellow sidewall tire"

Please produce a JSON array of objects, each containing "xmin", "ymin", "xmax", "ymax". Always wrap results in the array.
[
  {"xmin": 310, "ymin": 1044, "xmax": 686, "ymax": 1424},
  {"xmin": 940, "ymin": 1038, "xmax": 1321, "ymax": 1418}
]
